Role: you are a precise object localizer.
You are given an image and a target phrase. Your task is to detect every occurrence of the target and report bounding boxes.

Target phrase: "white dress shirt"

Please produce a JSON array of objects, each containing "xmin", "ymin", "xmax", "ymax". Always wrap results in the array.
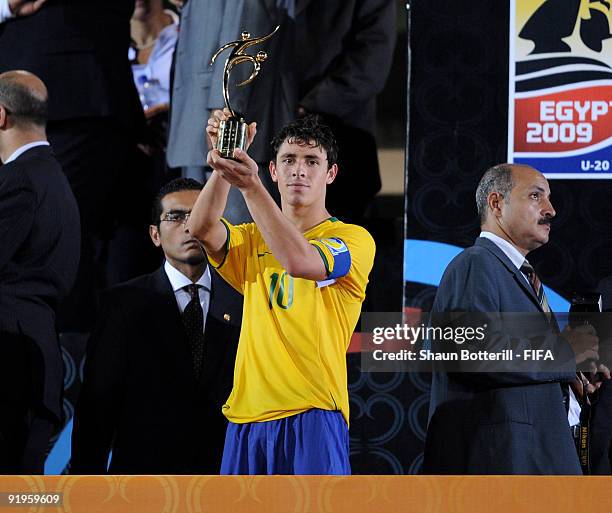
[
  {"xmin": 480, "ymin": 231, "xmax": 529, "ymax": 281},
  {"xmin": 0, "ymin": 0, "xmax": 12, "ymax": 24},
  {"xmin": 129, "ymin": 12, "xmax": 178, "ymax": 110},
  {"xmin": 164, "ymin": 260, "xmax": 211, "ymax": 334},
  {"xmin": 479, "ymin": 231, "xmax": 580, "ymax": 426},
  {"xmin": 4, "ymin": 141, "xmax": 50, "ymax": 164}
]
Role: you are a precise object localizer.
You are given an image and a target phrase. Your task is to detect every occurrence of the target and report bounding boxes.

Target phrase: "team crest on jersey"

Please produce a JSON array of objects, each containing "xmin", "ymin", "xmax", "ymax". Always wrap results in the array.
[{"xmin": 319, "ymin": 238, "xmax": 348, "ymax": 256}]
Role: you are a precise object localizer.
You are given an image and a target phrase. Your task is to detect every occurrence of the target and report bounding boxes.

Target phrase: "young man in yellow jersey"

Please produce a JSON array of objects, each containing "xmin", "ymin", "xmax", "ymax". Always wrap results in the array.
[{"xmin": 187, "ymin": 110, "xmax": 375, "ymax": 474}]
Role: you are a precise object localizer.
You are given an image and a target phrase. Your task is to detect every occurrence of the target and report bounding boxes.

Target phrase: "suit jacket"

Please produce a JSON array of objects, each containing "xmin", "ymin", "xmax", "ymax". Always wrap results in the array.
[
  {"xmin": 589, "ymin": 379, "xmax": 612, "ymax": 474},
  {"xmin": 423, "ymin": 237, "xmax": 581, "ymax": 474},
  {"xmin": 0, "ymin": 0, "xmax": 142, "ymax": 128},
  {"xmin": 599, "ymin": 276, "xmax": 612, "ymax": 311},
  {"xmin": 295, "ymin": 0, "xmax": 396, "ymax": 136},
  {"xmin": 294, "ymin": 0, "xmax": 396, "ymax": 218},
  {"xmin": 70, "ymin": 266, "xmax": 242, "ymax": 474},
  {"xmin": 167, "ymin": 0, "xmax": 296, "ymax": 167},
  {"xmin": 590, "ymin": 277, "xmax": 612, "ymax": 474},
  {"xmin": 0, "ymin": 145, "xmax": 80, "ymax": 422}
]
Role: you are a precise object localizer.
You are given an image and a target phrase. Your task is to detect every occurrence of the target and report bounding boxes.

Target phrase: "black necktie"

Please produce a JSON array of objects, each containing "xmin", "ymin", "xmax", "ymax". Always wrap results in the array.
[{"xmin": 182, "ymin": 284, "xmax": 205, "ymax": 379}]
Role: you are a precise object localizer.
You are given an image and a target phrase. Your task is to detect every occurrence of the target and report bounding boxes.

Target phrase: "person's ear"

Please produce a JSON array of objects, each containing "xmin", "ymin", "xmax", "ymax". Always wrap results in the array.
[
  {"xmin": 487, "ymin": 192, "xmax": 504, "ymax": 217},
  {"xmin": 269, "ymin": 160, "xmax": 278, "ymax": 183},
  {"xmin": 326, "ymin": 163, "xmax": 338, "ymax": 185},
  {"xmin": 0, "ymin": 105, "xmax": 8, "ymax": 130},
  {"xmin": 149, "ymin": 224, "xmax": 162, "ymax": 247}
]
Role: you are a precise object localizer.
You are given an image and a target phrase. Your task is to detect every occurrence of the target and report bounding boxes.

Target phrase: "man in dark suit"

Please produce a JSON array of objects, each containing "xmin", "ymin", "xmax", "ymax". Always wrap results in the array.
[
  {"xmin": 589, "ymin": 278, "xmax": 612, "ymax": 474},
  {"xmin": 0, "ymin": 70, "xmax": 80, "ymax": 473},
  {"xmin": 296, "ymin": 0, "xmax": 396, "ymax": 223},
  {"xmin": 423, "ymin": 163, "xmax": 599, "ymax": 474},
  {"xmin": 0, "ymin": 0, "xmax": 144, "ymax": 330},
  {"xmin": 71, "ymin": 178, "xmax": 241, "ymax": 474}
]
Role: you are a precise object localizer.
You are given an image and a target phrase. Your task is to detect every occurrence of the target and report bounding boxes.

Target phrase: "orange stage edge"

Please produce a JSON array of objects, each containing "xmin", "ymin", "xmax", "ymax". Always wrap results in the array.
[{"xmin": 1, "ymin": 475, "xmax": 611, "ymax": 513}]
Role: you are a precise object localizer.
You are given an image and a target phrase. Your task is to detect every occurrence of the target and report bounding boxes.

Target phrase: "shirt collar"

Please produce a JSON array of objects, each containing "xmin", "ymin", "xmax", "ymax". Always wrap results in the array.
[
  {"xmin": 164, "ymin": 260, "xmax": 211, "ymax": 293},
  {"xmin": 4, "ymin": 141, "xmax": 50, "ymax": 164},
  {"xmin": 479, "ymin": 231, "xmax": 526, "ymax": 270}
]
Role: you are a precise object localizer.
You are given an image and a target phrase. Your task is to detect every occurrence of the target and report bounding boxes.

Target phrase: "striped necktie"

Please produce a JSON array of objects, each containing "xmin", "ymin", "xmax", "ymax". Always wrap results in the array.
[{"xmin": 520, "ymin": 259, "xmax": 551, "ymax": 314}]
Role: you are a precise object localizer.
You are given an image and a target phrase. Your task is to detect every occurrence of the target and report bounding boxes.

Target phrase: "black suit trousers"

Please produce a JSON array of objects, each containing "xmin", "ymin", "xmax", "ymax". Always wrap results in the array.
[{"xmin": 0, "ymin": 332, "xmax": 54, "ymax": 474}]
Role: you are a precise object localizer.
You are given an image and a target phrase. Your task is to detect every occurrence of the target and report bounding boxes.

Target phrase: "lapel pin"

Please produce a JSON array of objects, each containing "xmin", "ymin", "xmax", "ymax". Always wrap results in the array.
[{"xmin": 224, "ymin": 313, "xmax": 231, "ymax": 322}]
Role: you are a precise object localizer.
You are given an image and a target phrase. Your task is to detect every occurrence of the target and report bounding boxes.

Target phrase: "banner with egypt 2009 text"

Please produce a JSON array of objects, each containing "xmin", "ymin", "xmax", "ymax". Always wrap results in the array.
[{"xmin": 509, "ymin": 0, "xmax": 612, "ymax": 178}]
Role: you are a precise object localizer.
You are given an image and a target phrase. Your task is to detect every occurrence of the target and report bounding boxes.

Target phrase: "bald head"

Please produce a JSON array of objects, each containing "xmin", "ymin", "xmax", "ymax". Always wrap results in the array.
[
  {"xmin": 478, "ymin": 163, "xmax": 554, "ymax": 255},
  {"xmin": 0, "ymin": 70, "xmax": 48, "ymax": 128},
  {"xmin": 476, "ymin": 163, "xmax": 533, "ymax": 224}
]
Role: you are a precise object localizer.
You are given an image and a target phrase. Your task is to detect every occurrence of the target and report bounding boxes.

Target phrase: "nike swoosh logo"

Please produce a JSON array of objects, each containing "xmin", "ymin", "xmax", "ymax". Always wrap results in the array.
[{"xmin": 257, "ymin": 252, "xmax": 272, "ymax": 258}]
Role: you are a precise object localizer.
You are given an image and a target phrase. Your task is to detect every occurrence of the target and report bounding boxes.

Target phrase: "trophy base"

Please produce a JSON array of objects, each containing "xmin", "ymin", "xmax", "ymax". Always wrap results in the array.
[{"xmin": 216, "ymin": 116, "xmax": 248, "ymax": 159}]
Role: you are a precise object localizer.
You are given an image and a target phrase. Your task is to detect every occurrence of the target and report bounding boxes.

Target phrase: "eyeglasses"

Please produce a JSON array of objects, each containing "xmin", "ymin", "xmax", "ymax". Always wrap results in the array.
[{"xmin": 160, "ymin": 210, "xmax": 191, "ymax": 224}]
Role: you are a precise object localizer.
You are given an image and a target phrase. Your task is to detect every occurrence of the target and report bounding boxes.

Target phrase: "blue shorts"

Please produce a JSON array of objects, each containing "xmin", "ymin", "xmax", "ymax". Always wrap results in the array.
[{"xmin": 220, "ymin": 408, "xmax": 351, "ymax": 475}]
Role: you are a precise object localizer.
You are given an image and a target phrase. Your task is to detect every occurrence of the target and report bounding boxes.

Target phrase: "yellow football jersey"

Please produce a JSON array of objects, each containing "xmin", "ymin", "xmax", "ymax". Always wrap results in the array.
[{"xmin": 208, "ymin": 217, "xmax": 375, "ymax": 425}]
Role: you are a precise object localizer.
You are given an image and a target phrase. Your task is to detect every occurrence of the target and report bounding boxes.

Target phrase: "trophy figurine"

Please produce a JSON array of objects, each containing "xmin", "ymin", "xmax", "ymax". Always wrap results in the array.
[{"xmin": 210, "ymin": 26, "xmax": 280, "ymax": 159}]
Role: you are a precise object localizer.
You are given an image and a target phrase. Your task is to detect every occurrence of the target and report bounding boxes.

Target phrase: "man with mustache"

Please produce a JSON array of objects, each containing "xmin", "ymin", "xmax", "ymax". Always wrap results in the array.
[
  {"xmin": 424, "ymin": 163, "xmax": 599, "ymax": 474},
  {"xmin": 71, "ymin": 178, "xmax": 241, "ymax": 474}
]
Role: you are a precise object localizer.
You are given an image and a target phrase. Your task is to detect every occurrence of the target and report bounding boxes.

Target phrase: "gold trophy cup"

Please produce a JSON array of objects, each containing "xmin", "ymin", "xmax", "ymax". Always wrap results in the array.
[{"xmin": 210, "ymin": 26, "xmax": 280, "ymax": 159}]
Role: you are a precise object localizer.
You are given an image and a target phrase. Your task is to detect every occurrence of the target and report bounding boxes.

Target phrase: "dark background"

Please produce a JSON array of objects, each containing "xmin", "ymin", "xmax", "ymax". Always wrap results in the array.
[
  {"xmin": 352, "ymin": 0, "xmax": 612, "ymax": 475},
  {"xmin": 404, "ymin": 0, "xmax": 612, "ymax": 309},
  {"xmin": 54, "ymin": 0, "xmax": 612, "ymax": 475}
]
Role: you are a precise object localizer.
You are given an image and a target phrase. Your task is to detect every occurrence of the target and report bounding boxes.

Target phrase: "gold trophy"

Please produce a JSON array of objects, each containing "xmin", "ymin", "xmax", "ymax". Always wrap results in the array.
[{"xmin": 210, "ymin": 26, "xmax": 280, "ymax": 159}]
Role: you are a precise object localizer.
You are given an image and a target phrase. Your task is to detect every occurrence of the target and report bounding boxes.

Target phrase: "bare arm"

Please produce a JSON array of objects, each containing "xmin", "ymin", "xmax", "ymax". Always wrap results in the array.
[
  {"xmin": 187, "ymin": 170, "xmax": 231, "ymax": 263},
  {"xmin": 186, "ymin": 109, "xmax": 256, "ymax": 263},
  {"xmin": 208, "ymin": 148, "xmax": 327, "ymax": 281},
  {"xmin": 6, "ymin": 0, "xmax": 47, "ymax": 18}
]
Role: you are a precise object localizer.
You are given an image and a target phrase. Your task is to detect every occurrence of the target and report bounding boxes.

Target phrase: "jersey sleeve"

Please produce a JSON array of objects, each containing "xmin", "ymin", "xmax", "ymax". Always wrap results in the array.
[
  {"xmin": 205, "ymin": 218, "xmax": 252, "ymax": 294},
  {"xmin": 309, "ymin": 237, "xmax": 352, "ymax": 279},
  {"xmin": 309, "ymin": 225, "xmax": 376, "ymax": 302}
]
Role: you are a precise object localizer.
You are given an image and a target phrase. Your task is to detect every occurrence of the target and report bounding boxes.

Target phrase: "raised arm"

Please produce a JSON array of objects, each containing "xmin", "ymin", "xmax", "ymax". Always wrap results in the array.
[
  {"xmin": 206, "ymin": 148, "xmax": 328, "ymax": 281},
  {"xmin": 243, "ymin": 176, "xmax": 327, "ymax": 280},
  {"xmin": 186, "ymin": 109, "xmax": 256, "ymax": 263},
  {"xmin": 1, "ymin": 0, "xmax": 47, "ymax": 22}
]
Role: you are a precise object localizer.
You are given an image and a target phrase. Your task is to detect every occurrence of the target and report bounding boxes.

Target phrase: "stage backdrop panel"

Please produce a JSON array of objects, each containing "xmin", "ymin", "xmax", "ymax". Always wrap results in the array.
[
  {"xmin": 508, "ymin": 0, "xmax": 612, "ymax": 178},
  {"xmin": 403, "ymin": 0, "xmax": 612, "ymax": 475}
]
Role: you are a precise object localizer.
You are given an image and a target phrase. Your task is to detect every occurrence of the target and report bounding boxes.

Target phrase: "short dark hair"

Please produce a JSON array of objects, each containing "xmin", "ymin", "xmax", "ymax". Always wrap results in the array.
[
  {"xmin": 151, "ymin": 177, "xmax": 203, "ymax": 225},
  {"xmin": 475, "ymin": 164, "xmax": 515, "ymax": 224},
  {"xmin": 0, "ymin": 75, "xmax": 47, "ymax": 127},
  {"xmin": 270, "ymin": 115, "xmax": 338, "ymax": 168}
]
